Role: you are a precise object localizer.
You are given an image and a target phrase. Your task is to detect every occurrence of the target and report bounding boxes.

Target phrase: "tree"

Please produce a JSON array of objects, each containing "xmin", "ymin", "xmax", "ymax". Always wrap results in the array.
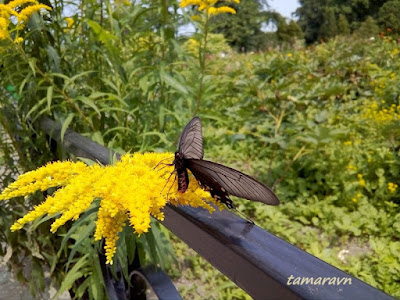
[
  {"xmin": 318, "ymin": 7, "xmax": 338, "ymax": 40},
  {"xmin": 378, "ymin": 0, "xmax": 400, "ymax": 34},
  {"xmin": 210, "ymin": 0, "xmax": 271, "ymax": 52},
  {"xmin": 338, "ymin": 14, "xmax": 350, "ymax": 35},
  {"xmin": 356, "ymin": 16, "xmax": 380, "ymax": 37},
  {"xmin": 295, "ymin": 0, "xmax": 331, "ymax": 44},
  {"xmin": 277, "ymin": 19, "xmax": 304, "ymax": 45},
  {"xmin": 295, "ymin": 0, "xmax": 389, "ymax": 43}
]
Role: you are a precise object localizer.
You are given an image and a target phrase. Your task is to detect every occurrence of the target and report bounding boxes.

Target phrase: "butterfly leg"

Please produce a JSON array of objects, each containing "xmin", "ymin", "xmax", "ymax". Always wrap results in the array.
[
  {"xmin": 153, "ymin": 156, "xmax": 174, "ymax": 170},
  {"xmin": 161, "ymin": 171, "xmax": 175, "ymax": 194},
  {"xmin": 165, "ymin": 175, "xmax": 177, "ymax": 202},
  {"xmin": 232, "ymin": 207, "xmax": 255, "ymax": 225}
]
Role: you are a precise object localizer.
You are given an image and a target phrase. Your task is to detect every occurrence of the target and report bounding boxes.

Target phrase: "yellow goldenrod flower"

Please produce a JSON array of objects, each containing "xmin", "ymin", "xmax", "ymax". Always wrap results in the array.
[
  {"xmin": 361, "ymin": 100, "xmax": 400, "ymax": 124},
  {"xmin": 0, "ymin": 0, "xmax": 51, "ymax": 41},
  {"xmin": 14, "ymin": 37, "xmax": 23, "ymax": 43},
  {"xmin": 18, "ymin": 4, "xmax": 52, "ymax": 23},
  {"xmin": 7, "ymin": 0, "xmax": 38, "ymax": 9},
  {"xmin": 65, "ymin": 17, "xmax": 74, "ymax": 28},
  {"xmin": 351, "ymin": 192, "xmax": 363, "ymax": 203},
  {"xmin": 388, "ymin": 182, "xmax": 398, "ymax": 193},
  {"xmin": 0, "ymin": 17, "xmax": 9, "ymax": 29},
  {"xmin": 208, "ymin": 6, "xmax": 236, "ymax": 15},
  {"xmin": 357, "ymin": 174, "xmax": 366, "ymax": 187},
  {"xmin": 347, "ymin": 164, "xmax": 356, "ymax": 171},
  {"xmin": 180, "ymin": 0, "xmax": 238, "ymax": 16},
  {"xmin": 0, "ymin": 29, "xmax": 9, "ymax": 40},
  {"xmin": 0, "ymin": 153, "xmax": 221, "ymax": 264}
]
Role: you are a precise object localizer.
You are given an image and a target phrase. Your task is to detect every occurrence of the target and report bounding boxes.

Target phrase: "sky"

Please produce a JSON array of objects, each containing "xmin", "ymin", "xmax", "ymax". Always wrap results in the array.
[{"xmin": 268, "ymin": 0, "xmax": 300, "ymax": 19}]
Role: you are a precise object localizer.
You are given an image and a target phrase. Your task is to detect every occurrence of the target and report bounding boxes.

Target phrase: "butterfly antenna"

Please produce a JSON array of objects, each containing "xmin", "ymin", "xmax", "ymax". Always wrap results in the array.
[
  {"xmin": 232, "ymin": 207, "xmax": 255, "ymax": 225},
  {"xmin": 162, "ymin": 130, "xmax": 177, "ymax": 146}
]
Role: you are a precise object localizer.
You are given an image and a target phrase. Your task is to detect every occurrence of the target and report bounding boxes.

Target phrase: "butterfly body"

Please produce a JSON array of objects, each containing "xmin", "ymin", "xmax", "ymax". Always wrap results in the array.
[
  {"xmin": 172, "ymin": 116, "xmax": 279, "ymax": 209},
  {"xmin": 174, "ymin": 152, "xmax": 189, "ymax": 193}
]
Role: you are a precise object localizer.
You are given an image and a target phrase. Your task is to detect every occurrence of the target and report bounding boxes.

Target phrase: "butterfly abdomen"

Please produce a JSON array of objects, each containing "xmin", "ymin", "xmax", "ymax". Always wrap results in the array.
[
  {"xmin": 177, "ymin": 169, "xmax": 189, "ymax": 193},
  {"xmin": 174, "ymin": 152, "xmax": 190, "ymax": 193}
]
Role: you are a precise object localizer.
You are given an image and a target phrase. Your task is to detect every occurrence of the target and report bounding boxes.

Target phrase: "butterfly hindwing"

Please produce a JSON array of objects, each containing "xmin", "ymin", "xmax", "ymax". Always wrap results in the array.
[{"xmin": 187, "ymin": 159, "xmax": 279, "ymax": 205}]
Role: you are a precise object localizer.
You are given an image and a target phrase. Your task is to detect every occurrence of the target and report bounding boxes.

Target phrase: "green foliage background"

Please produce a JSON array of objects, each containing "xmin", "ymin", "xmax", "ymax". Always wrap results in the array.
[
  {"xmin": 296, "ymin": 0, "xmax": 400, "ymax": 43},
  {"xmin": 0, "ymin": 0, "xmax": 400, "ymax": 299}
]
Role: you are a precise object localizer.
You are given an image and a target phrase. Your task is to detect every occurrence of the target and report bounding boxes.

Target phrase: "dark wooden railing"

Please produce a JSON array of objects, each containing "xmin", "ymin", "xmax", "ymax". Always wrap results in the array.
[{"xmin": 39, "ymin": 117, "xmax": 394, "ymax": 300}]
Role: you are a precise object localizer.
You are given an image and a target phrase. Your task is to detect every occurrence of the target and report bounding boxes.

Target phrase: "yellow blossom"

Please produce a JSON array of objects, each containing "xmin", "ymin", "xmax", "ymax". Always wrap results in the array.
[
  {"xmin": 0, "ymin": 29, "xmax": 9, "ymax": 40},
  {"xmin": 388, "ymin": 182, "xmax": 398, "ymax": 193},
  {"xmin": 14, "ymin": 37, "xmax": 23, "ymax": 43},
  {"xmin": 0, "ymin": 152, "xmax": 221, "ymax": 264},
  {"xmin": 180, "ymin": 0, "xmax": 238, "ymax": 16},
  {"xmin": 65, "ymin": 17, "xmax": 74, "ymax": 28},
  {"xmin": 351, "ymin": 192, "xmax": 363, "ymax": 203},
  {"xmin": 357, "ymin": 174, "xmax": 366, "ymax": 187},
  {"xmin": 208, "ymin": 6, "xmax": 236, "ymax": 15},
  {"xmin": 0, "ymin": 0, "xmax": 51, "ymax": 41},
  {"xmin": 18, "ymin": 4, "xmax": 52, "ymax": 23},
  {"xmin": 7, "ymin": 0, "xmax": 38, "ymax": 9},
  {"xmin": 361, "ymin": 100, "xmax": 400, "ymax": 124},
  {"xmin": 347, "ymin": 164, "xmax": 356, "ymax": 171},
  {"xmin": 343, "ymin": 141, "xmax": 352, "ymax": 146}
]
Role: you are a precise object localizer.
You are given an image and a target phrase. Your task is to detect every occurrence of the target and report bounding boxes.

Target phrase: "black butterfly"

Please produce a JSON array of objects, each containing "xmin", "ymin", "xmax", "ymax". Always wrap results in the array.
[{"xmin": 173, "ymin": 117, "xmax": 279, "ymax": 210}]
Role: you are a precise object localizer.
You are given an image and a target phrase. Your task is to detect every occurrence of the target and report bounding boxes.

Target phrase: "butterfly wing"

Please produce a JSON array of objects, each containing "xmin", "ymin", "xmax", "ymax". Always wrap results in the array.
[
  {"xmin": 178, "ymin": 117, "xmax": 203, "ymax": 159},
  {"xmin": 187, "ymin": 159, "xmax": 279, "ymax": 205}
]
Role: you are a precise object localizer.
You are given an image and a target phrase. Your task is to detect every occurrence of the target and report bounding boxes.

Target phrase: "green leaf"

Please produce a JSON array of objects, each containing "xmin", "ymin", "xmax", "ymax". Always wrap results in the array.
[
  {"xmin": 66, "ymin": 223, "xmax": 96, "ymax": 269},
  {"xmin": 28, "ymin": 58, "xmax": 36, "ymax": 75},
  {"xmin": 55, "ymin": 254, "xmax": 90, "ymax": 298},
  {"xmin": 46, "ymin": 86, "xmax": 53, "ymax": 111},
  {"xmin": 161, "ymin": 71, "xmax": 188, "ymax": 95},
  {"xmin": 61, "ymin": 113, "xmax": 75, "ymax": 142}
]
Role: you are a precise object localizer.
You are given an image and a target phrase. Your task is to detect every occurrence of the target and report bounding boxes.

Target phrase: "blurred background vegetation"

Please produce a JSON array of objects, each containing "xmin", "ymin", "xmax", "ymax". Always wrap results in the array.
[{"xmin": 0, "ymin": 0, "xmax": 399, "ymax": 298}]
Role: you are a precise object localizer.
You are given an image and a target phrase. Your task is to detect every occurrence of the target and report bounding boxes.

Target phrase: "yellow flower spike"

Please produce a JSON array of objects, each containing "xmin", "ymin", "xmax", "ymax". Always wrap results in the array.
[
  {"xmin": 0, "ymin": 161, "xmax": 88, "ymax": 201},
  {"xmin": 7, "ymin": 0, "xmax": 38, "ymax": 9},
  {"xmin": 180, "ymin": 0, "xmax": 237, "ymax": 15},
  {"xmin": 1, "ymin": 152, "xmax": 223, "ymax": 264},
  {"xmin": 17, "ymin": 4, "xmax": 52, "ymax": 24},
  {"xmin": 65, "ymin": 17, "xmax": 74, "ymax": 28},
  {"xmin": 0, "ymin": 29, "xmax": 9, "ymax": 40}
]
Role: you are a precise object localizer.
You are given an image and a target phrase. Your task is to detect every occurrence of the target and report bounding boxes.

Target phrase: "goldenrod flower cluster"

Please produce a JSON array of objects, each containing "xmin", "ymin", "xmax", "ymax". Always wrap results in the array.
[
  {"xmin": 357, "ymin": 174, "xmax": 366, "ymax": 187},
  {"xmin": 388, "ymin": 182, "xmax": 398, "ymax": 193},
  {"xmin": 351, "ymin": 192, "xmax": 362, "ymax": 203},
  {"xmin": 65, "ymin": 17, "xmax": 74, "ymax": 29},
  {"xmin": 180, "ymin": 0, "xmax": 239, "ymax": 16},
  {"xmin": 0, "ymin": 0, "xmax": 51, "ymax": 42},
  {"xmin": 362, "ymin": 100, "xmax": 400, "ymax": 124},
  {"xmin": 0, "ymin": 153, "xmax": 220, "ymax": 264}
]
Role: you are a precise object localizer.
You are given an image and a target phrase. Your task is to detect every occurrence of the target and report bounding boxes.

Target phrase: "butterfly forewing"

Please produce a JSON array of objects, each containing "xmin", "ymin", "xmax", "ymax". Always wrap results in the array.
[
  {"xmin": 178, "ymin": 117, "xmax": 203, "ymax": 159},
  {"xmin": 187, "ymin": 159, "xmax": 279, "ymax": 205}
]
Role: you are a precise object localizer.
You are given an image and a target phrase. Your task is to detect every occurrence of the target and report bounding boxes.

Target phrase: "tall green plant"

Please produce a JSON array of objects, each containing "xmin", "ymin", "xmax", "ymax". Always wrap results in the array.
[{"xmin": 0, "ymin": 0, "xmax": 183, "ymax": 297}]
